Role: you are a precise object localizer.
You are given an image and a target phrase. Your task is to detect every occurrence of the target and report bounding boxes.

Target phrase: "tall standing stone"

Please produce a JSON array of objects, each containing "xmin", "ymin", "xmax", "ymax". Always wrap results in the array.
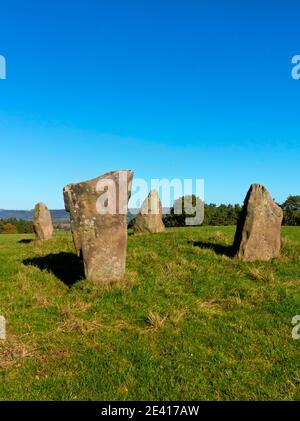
[
  {"xmin": 33, "ymin": 203, "xmax": 53, "ymax": 241},
  {"xmin": 233, "ymin": 184, "xmax": 283, "ymax": 261},
  {"xmin": 64, "ymin": 170, "xmax": 133, "ymax": 284},
  {"xmin": 133, "ymin": 189, "xmax": 165, "ymax": 234}
]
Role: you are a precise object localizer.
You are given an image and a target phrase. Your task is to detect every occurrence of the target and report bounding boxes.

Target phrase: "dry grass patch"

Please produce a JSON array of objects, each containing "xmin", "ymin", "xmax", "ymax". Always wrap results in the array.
[
  {"xmin": 208, "ymin": 231, "xmax": 228, "ymax": 243},
  {"xmin": 57, "ymin": 316, "xmax": 102, "ymax": 334},
  {"xmin": 56, "ymin": 301, "xmax": 101, "ymax": 334},
  {"xmin": 285, "ymin": 279, "xmax": 300, "ymax": 288},
  {"xmin": 0, "ymin": 336, "xmax": 37, "ymax": 369},
  {"xmin": 248, "ymin": 267, "xmax": 276, "ymax": 283},
  {"xmin": 146, "ymin": 311, "xmax": 168, "ymax": 329},
  {"xmin": 168, "ymin": 308, "xmax": 187, "ymax": 325},
  {"xmin": 197, "ymin": 299, "xmax": 224, "ymax": 314},
  {"xmin": 197, "ymin": 296, "xmax": 242, "ymax": 314},
  {"xmin": 246, "ymin": 287, "xmax": 266, "ymax": 304},
  {"xmin": 112, "ymin": 269, "xmax": 139, "ymax": 290},
  {"xmin": 145, "ymin": 308, "xmax": 187, "ymax": 332},
  {"xmin": 58, "ymin": 301, "xmax": 92, "ymax": 317}
]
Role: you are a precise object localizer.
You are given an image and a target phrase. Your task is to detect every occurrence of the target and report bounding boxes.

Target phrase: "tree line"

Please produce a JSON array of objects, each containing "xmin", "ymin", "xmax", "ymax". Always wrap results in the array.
[
  {"xmin": 163, "ymin": 195, "xmax": 300, "ymax": 227},
  {"xmin": 0, "ymin": 218, "xmax": 34, "ymax": 234}
]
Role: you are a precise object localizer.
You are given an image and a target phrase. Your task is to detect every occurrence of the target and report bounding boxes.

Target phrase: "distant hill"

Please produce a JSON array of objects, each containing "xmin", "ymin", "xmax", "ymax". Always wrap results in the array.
[
  {"xmin": 0, "ymin": 208, "xmax": 170, "ymax": 223},
  {"xmin": 129, "ymin": 208, "xmax": 170, "ymax": 221},
  {"xmin": 0, "ymin": 209, "xmax": 70, "ymax": 221}
]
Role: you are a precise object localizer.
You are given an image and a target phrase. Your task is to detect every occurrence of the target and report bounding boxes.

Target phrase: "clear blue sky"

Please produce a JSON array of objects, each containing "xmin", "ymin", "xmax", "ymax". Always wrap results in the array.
[{"xmin": 0, "ymin": 0, "xmax": 299, "ymax": 209}]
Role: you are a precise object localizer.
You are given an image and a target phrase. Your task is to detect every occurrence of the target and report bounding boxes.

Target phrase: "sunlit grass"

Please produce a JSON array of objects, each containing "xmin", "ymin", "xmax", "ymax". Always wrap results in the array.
[{"xmin": 0, "ymin": 226, "xmax": 299, "ymax": 400}]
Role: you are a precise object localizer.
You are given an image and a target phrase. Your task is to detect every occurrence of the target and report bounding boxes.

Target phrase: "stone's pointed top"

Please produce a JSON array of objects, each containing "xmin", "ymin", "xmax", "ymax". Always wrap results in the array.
[
  {"xmin": 33, "ymin": 203, "xmax": 53, "ymax": 241},
  {"xmin": 244, "ymin": 184, "xmax": 282, "ymax": 217},
  {"xmin": 149, "ymin": 189, "xmax": 160, "ymax": 201},
  {"xmin": 140, "ymin": 189, "xmax": 162, "ymax": 215},
  {"xmin": 35, "ymin": 202, "xmax": 48, "ymax": 209},
  {"xmin": 248, "ymin": 183, "xmax": 269, "ymax": 196},
  {"xmin": 250, "ymin": 183, "xmax": 266, "ymax": 189},
  {"xmin": 233, "ymin": 183, "xmax": 283, "ymax": 261},
  {"xmin": 133, "ymin": 189, "xmax": 165, "ymax": 234}
]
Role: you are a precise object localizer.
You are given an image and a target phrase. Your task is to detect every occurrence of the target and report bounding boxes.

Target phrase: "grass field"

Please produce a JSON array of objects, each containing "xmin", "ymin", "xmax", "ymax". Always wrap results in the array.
[{"xmin": 0, "ymin": 226, "xmax": 300, "ymax": 400}]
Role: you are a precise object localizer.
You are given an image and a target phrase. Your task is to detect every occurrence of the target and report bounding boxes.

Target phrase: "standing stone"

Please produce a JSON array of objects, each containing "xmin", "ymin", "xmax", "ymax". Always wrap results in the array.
[
  {"xmin": 233, "ymin": 184, "xmax": 283, "ymax": 261},
  {"xmin": 64, "ymin": 170, "xmax": 133, "ymax": 284},
  {"xmin": 33, "ymin": 203, "xmax": 53, "ymax": 241},
  {"xmin": 133, "ymin": 189, "xmax": 165, "ymax": 234},
  {"xmin": 0, "ymin": 315, "xmax": 6, "ymax": 340}
]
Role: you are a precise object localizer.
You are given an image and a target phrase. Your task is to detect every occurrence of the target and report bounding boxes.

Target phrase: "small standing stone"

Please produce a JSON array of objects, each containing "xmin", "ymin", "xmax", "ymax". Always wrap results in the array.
[
  {"xmin": 233, "ymin": 184, "xmax": 283, "ymax": 261},
  {"xmin": 33, "ymin": 203, "xmax": 53, "ymax": 241},
  {"xmin": 0, "ymin": 315, "xmax": 6, "ymax": 340},
  {"xmin": 133, "ymin": 189, "xmax": 165, "ymax": 234}
]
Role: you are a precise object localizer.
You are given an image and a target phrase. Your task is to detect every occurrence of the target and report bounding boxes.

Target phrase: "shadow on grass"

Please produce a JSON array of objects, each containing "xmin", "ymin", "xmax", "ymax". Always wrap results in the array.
[
  {"xmin": 23, "ymin": 252, "xmax": 85, "ymax": 286},
  {"xmin": 18, "ymin": 239, "xmax": 34, "ymax": 244},
  {"xmin": 192, "ymin": 241, "xmax": 234, "ymax": 257}
]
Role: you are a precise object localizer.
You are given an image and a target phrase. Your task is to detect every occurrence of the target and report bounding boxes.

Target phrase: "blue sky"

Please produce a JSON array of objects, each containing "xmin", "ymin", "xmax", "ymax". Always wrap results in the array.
[{"xmin": 0, "ymin": 0, "xmax": 299, "ymax": 209}]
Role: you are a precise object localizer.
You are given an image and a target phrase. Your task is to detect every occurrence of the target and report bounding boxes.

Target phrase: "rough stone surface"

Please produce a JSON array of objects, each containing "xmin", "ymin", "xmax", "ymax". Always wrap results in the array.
[
  {"xmin": 64, "ymin": 170, "xmax": 133, "ymax": 284},
  {"xmin": 133, "ymin": 189, "xmax": 165, "ymax": 234},
  {"xmin": 233, "ymin": 184, "xmax": 283, "ymax": 261},
  {"xmin": 33, "ymin": 203, "xmax": 53, "ymax": 241},
  {"xmin": 0, "ymin": 315, "xmax": 5, "ymax": 340}
]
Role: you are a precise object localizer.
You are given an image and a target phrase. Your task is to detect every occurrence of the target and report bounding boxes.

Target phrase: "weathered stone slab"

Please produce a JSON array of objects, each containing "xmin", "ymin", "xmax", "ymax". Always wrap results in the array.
[
  {"xmin": 233, "ymin": 184, "xmax": 283, "ymax": 261},
  {"xmin": 33, "ymin": 203, "xmax": 53, "ymax": 241},
  {"xmin": 0, "ymin": 315, "xmax": 5, "ymax": 340},
  {"xmin": 64, "ymin": 170, "xmax": 133, "ymax": 284},
  {"xmin": 133, "ymin": 189, "xmax": 165, "ymax": 234}
]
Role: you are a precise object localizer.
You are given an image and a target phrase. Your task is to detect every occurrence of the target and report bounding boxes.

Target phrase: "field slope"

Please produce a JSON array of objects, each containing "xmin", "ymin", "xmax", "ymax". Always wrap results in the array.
[{"xmin": 0, "ymin": 226, "xmax": 300, "ymax": 400}]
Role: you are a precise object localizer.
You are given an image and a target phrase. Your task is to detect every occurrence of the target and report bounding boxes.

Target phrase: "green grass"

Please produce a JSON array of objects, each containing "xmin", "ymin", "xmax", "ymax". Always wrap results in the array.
[{"xmin": 0, "ymin": 226, "xmax": 300, "ymax": 400}]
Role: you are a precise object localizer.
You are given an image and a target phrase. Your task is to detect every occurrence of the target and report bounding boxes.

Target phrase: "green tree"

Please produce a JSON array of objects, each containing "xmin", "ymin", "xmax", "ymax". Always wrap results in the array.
[
  {"xmin": 1, "ymin": 223, "xmax": 17, "ymax": 234},
  {"xmin": 0, "ymin": 218, "xmax": 34, "ymax": 234},
  {"xmin": 282, "ymin": 195, "xmax": 300, "ymax": 226},
  {"xmin": 163, "ymin": 197, "xmax": 242, "ymax": 227}
]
